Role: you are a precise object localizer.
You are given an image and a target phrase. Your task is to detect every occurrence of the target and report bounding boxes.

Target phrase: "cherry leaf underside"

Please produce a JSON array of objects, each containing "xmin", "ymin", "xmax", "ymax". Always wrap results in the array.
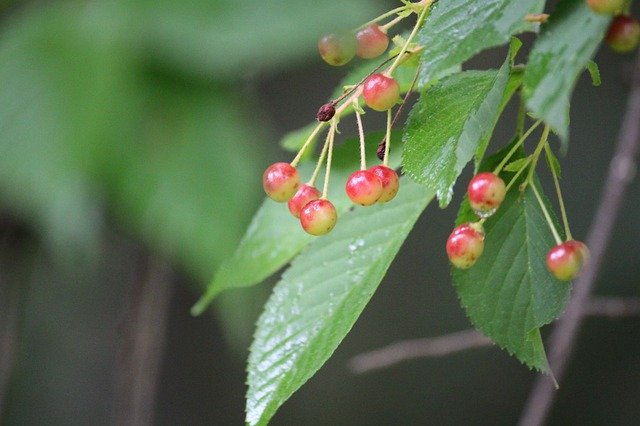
[
  {"xmin": 523, "ymin": 0, "xmax": 610, "ymax": 145},
  {"xmin": 192, "ymin": 132, "xmax": 401, "ymax": 314},
  {"xmin": 453, "ymin": 148, "xmax": 569, "ymax": 371},
  {"xmin": 417, "ymin": 0, "xmax": 543, "ymax": 84},
  {"xmin": 402, "ymin": 42, "xmax": 518, "ymax": 208},
  {"xmin": 246, "ymin": 178, "xmax": 433, "ymax": 426}
]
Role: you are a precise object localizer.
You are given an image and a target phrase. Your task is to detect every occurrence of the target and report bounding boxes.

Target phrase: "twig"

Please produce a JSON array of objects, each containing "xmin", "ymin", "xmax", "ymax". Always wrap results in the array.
[
  {"xmin": 587, "ymin": 296, "xmax": 640, "ymax": 318},
  {"xmin": 518, "ymin": 50, "xmax": 640, "ymax": 426}
]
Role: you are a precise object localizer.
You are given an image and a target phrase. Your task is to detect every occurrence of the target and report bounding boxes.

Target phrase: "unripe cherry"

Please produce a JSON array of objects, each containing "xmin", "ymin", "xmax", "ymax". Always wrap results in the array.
[
  {"xmin": 369, "ymin": 165, "xmax": 399, "ymax": 203},
  {"xmin": 606, "ymin": 15, "xmax": 640, "ymax": 53},
  {"xmin": 300, "ymin": 199, "xmax": 337, "ymax": 236},
  {"xmin": 446, "ymin": 223, "xmax": 485, "ymax": 269},
  {"xmin": 546, "ymin": 240, "xmax": 589, "ymax": 281},
  {"xmin": 345, "ymin": 170, "xmax": 383, "ymax": 206},
  {"xmin": 467, "ymin": 172, "xmax": 507, "ymax": 218},
  {"xmin": 356, "ymin": 24, "xmax": 389, "ymax": 59},
  {"xmin": 318, "ymin": 32, "xmax": 357, "ymax": 66},
  {"xmin": 262, "ymin": 162, "xmax": 300, "ymax": 202},
  {"xmin": 288, "ymin": 184, "xmax": 321, "ymax": 218},
  {"xmin": 587, "ymin": 0, "xmax": 625, "ymax": 15},
  {"xmin": 362, "ymin": 73, "xmax": 400, "ymax": 111}
]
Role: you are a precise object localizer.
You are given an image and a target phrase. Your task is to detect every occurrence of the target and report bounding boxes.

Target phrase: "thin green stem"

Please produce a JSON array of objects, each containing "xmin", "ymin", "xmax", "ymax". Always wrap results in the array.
[
  {"xmin": 383, "ymin": 109, "xmax": 392, "ymax": 167},
  {"xmin": 504, "ymin": 157, "xmax": 532, "ymax": 193},
  {"xmin": 308, "ymin": 130, "xmax": 331, "ymax": 186},
  {"xmin": 545, "ymin": 143, "xmax": 572, "ymax": 240},
  {"xmin": 380, "ymin": 14, "xmax": 405, "ymax": 32},
  {"xmin": 321, "ymin": 122, "xmax": 336, "ymax": 199},
  {"xmin": 356, "ymin": 5, "xmax": 409, "ymax": 31},
  {"xmin": 493, "ymin": 119, "xmax": 542, "ymax": 175},
  {"xmin": 291, "ymin": 122, "xmax": 326, "ymax": 167},
  {"xmin": 523, "ymin": 125, "xmax": 550, "ymax": 190},
  {"xmin": 531, "ymin": 182, "xmax": 563, "ymax": 245},
  {"xmin": 387, "ymin": 1, "xmax": 431, "ymax": 75},
  {"xmin": 355, "ymin": 105, "xmax": 367, "ymax": 170}
]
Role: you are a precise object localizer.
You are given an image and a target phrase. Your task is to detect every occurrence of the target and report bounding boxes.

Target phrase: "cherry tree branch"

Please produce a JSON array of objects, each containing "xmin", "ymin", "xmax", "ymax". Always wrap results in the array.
[
  {"xmin": 348, "ymin": 297, "xmax": 640, "ymax": 374},
  {"xmin": 518, "ymin": 50, "xmax": 640, "ymax": 426}
]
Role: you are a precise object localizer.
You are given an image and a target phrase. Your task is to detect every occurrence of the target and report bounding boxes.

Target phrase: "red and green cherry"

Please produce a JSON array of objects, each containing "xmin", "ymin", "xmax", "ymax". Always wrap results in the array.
[
  {"xmin": 300, "ymin": 198, "xmax": 337, "ymax": 236},
  {"xmin": 288, "ymin": 184, "xmax": 321, "ymax": 218},
  {"xmin": 587, "ymin": 0, "xmax": 625, "ymax": 15},
  {"xmin": 446, "ymin": 223, "xmax": 485, "ymax": 269},
  {"xmin": 346, "ymin": 170, "xmax": 383, "ymax": 206},
  {"xmin": 467, "ymin": 172, "xmax": 506, "ymax": 218},
  {"xmin": 362, "ymin": 73, "xmax": 400, "ymax": 111},
  {"xmin": 318, "ymin": 32, "xmax": 357, "ymax": 66},
  {"xmin": 546, "ymin": 240, "xmax": 589, "ymax": 281},
  {"xmin": 606, "ymin": 15, "xmax": 640, "ymax": 53},
  {"xmin": 263, "ymin": 162, "xmax": 300, "ymax": 202},
  {"xmin": 370, "ymin": 165, "xmax": 399, "ymax": 203},
  {"xmin": 356, "ymin": 24, "xmax": 389, "ymax": 59}
]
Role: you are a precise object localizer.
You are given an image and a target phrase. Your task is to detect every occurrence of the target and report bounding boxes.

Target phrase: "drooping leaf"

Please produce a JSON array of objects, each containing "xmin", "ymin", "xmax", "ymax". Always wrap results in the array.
[
  {"xmin": 246, "ymin": 178, "xmax": 433, "ymax": 426},
  {"xmin": 192, "ymin": 132, "xmax": 402, "ymax": 314},
  {"xmin": 453, "ymin": 149, "xmax": 569, "ymax": 371},
  {"xmin": 523, "ymin": 0, "xmax": 610, "ymax": 144},
  {"xmin": 417, "ymin": 0, "xmax": 543, "ymax": 84},
  {"xmin": 504, "ymin": 156, "xmax": 532, "ymax": 172},
  {"xmin": 403, "ymin": 43, "xmax": 518, "ymax": 207}
]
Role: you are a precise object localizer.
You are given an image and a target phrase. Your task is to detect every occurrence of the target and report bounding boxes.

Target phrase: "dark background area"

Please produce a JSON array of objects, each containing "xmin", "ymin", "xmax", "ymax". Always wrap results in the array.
[{"xmin": 0, "ymin": 0, "xmax": 638, "ymax": 425}]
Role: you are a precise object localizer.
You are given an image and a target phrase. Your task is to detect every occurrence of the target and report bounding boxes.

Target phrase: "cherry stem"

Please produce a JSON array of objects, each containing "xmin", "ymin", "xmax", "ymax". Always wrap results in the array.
[
  {"xmin": 383, "ymin": 109, "xmax": 392, "ymax": 167},
  {"xmin": 355, "ymin": 5, "xmax": 409, "ymax": 31},
  {"xmin": 355, "ymin": 104, "xmax": 367, "ymax": 170},
  {"xmin": 493, "ymin": 119, "xmax": 543, "ymax": 175},
  {"xmin": 308, "ymin": 128, "xmax": 332, "ymax": 186},
  {"xmin": 380, "ymin": 14, "xmax": 406, "ymax": 33},
  {"xmin": 531, "ymin": 182, "xmax": 563, "ymax": 245},
  {"xmin": 291, "ymin": 122, "xmax": 326, "ymax": 167},
  {"xmin": 522, "ymin": 124, "xmax": 550, "ymax": 190},
  {"xmin": 321, "ymin": 121, "xmax": 337, "ymax": 199},
  {"xmin": 545, "ymin": 142, "xmax": 573, "ymax": 240},
  {"xmin": 504, "ymin": 156, "xmax": 532, "ymax": 193},
  {"xmin": 387, "ymin": 0, "xmax": 432, "ymax": 76}
]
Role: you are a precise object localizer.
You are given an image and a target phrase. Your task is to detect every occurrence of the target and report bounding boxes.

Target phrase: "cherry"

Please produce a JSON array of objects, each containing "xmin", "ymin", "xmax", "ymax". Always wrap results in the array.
[
  {"xmin": 300, "ymin": 199, "xmax": 337, "ymax": 236},
  {"xmin": 546, "ymin": 240, "xmax": 589, "ymax": 281},
  {"xmin": 356, "ymin": 24, "xmax": 389, "ymax": 59},
  {"xmin": 288, "ymin": 184, "xmax": 321, "ymax": 218},
  {"xmin": 369, "ymin": 165, "xmax": 399, "ymax": 203},
  {"xmin": 467, "ymin": 172, "xmax": 506, "ymax": 218},
  {"xmin": 606, "ymin": 15, "xmax": 640, "ymax": 53},
  {"xmin": 587, "ymin": 0, "xmax": 625, "ymax": 15},
  {"xmin": 446, "ymin": 223, "xmax": 485, "ymax": 269},
  {"xmin": 346, "ymin": 170, "xmax": 383, "ymax": 206},
  {"xmin": 362, "ymin": 73, "xmax": 400, "ymax": 111},
  {"xmin": 318, "ymin": 32, "xmax": 357, "ymax": 66},
  {"xmin": 262, "ymin": 162, "xmax": 300, "ymax": 202}
]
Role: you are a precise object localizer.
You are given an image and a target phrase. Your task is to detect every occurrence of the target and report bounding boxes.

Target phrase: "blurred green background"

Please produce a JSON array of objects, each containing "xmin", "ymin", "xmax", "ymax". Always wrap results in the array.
[{"xmin": 0, "ymin": 0, "xmax": 638, "ymax": 424}]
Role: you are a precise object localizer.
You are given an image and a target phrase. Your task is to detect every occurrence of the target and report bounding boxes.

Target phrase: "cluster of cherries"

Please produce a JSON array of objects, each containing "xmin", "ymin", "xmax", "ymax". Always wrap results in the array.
[
  {"xmin": 589, "ymin": 0, "xmax": 640, "ymax": 53},
  {"xmin": 263, "ymin": 15, "xmax": 412, "ymax": 236},
  {"xmin": 446, "ymin": 172, "xmax": 589, "ymax": 282}
]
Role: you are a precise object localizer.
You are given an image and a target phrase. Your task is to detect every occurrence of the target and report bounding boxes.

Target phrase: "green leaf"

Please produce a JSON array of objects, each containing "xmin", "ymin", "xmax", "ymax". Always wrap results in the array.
[
  {"xmin": 403, "ymin": 43, "xmax": 518, "ymax": 207},
  {"xmin": 192, "ymin": 132, "xmax": 402, "ymax": 314},
  {"xmin": 504, "ymin": 156, "xmax": 532, "ymax": 172},
  {"xmin": 417, "ymin": 0, "xmax": 543, "ymax": 84},
  {"xmin": 523, "ymin": 0, "xmax": 610, "ymax": 144},
  {"xmin": 544, "ymin": 146, "xmax": 562, "ymax": 178},
  {"xmin": 280, "ymin": 122, "xmax": 320, "ymax": 152},
  {"xmin": 586, "ymin": 60, "xmax": 602, "ymax": 86},
  {"xmin": 453, "ymin": 150, "xmax": 569, "ymax": 371},
  {"xmin": 246, "ymin": 179, "xmax": 433, "ymax": 426}
]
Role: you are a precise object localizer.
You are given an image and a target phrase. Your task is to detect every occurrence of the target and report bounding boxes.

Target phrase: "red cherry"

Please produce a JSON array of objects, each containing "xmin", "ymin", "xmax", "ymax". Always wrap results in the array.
[
  {"xmin": 467, "ymin": 172, "xmax": 506, "ymax": 217},
  {"xmin": 362, "ymin": 73, "xmax": 400, "ymax": 112},
  {"xmin": 546, "ymin": 240, "xmax": 589, "ymax": 281},
  {"xmin": 318, "ymin": 32, "xmax": 357, "ymax": 66},
  {"xmin": 606, "ymin": 15, "xmax": 640, "ymax": 53},
  {"xmin": 587, "ymin": 0, "xmax": 625, "ymax": 15},
  {"xmin": 288, "ymin": 184, "xmax": 321, "ymax": 218},
  {"xmin": 446, "ymin": 223, "xmax": 485, "ymax": 269},
  {"xmin": 262, "ymin": 162, "xmax": 300, "ymax": 202},
  {"xmin": 300, "ymin": 199, "xmax": 337, "ymax": 236},
  {"xmin": 345, "ymin": 170, "xmax": 383, "ymax": 206},
  {"xmin": 356, "ymin": 24, "xmax": 389, "ymax": 59},
  {"xmin": 369, "ymin": 165, "xmax": 399, "ymax": 203}
]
